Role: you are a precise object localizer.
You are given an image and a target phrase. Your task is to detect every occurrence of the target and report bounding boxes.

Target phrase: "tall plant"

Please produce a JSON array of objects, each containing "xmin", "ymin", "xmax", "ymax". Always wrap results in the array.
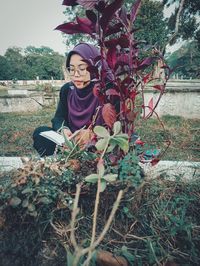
[{"xmin": 56, "ymin": 0, "xmax": 171, "ymax": 161}]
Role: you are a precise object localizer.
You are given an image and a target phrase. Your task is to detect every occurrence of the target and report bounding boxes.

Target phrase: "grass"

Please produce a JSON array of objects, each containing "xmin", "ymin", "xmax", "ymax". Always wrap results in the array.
[
  {"xmin": 0, "ymin": 107, "xmax": 54, "ymax": 157},
  {"xmin": 0, "ymin": 108, "xmax": 199, "ymax": 161}
]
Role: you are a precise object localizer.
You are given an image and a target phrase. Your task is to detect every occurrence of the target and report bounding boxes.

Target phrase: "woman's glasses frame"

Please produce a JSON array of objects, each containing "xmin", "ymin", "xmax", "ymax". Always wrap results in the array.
[{"xmin": 67, "ymin": 64, "xmax": 88, "ymax": 77}]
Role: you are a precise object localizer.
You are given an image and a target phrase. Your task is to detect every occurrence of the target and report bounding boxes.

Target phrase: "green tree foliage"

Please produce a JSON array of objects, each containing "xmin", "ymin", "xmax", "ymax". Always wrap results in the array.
[
  {"xmin": 167, "ymin": 40, "xmax": 200, "ymax": 78},
  {"xmin": 0, "ymin": 46, "xmax": 65, "ymax": 80},
  {"xmin": 134, "ymin": 0, "xmax": 168, "ymax": 48},
  {"xmin": 3, "ymin": 47, "xmax": 28, "ymax": 80},
  {"xmin": 163, "ymin": 0, "xmax": 200, "ymax": 45},
  {"xmin": 0, "ymin": 55, "xmax": 10, "ymax": 80}
]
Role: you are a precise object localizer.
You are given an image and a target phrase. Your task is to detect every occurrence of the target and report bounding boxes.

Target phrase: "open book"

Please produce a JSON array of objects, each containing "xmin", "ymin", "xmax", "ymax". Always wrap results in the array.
[
  {"xmin": 39, "ymin": 128, "xmax": 84, "ymax": 146},
  {"xmin": 40, "ymin": 130, "xmax": 65, "ymax": 145}
]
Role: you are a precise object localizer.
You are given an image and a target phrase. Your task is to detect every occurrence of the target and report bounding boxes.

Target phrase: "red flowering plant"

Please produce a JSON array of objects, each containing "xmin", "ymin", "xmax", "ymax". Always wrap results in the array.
[{"xmin": 56, "ymin": 0, "xmax": 172, "ymax": 166}]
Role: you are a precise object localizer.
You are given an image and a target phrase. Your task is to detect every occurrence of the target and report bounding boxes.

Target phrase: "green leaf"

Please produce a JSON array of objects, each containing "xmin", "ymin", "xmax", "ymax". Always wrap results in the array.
[
  {"xmin": 113, "ymin": 121, "xmax": 121, "ymax": 135},
  {"xmin": 39, "ymin": 197, "xmax": 52, "ymax": 204},
  {"xmin": 95, "ymin": 138, "xmax": 109, "ymax": 151},
  {"xmin": 22, "ymin": 188, "xmax": 32, "ymax": 194},
  {"xmin": 103, "ymin": 174, "xmax": 117, "ymax": 182},
  {"xmin": 10, "ymin": 197, "xmax": 21, "ymax": 207},
  {"xmin": 85, "ymin": 174, "xmax": 99, "ymax": 183},
  {"xmin": 114, "ymin": 137, "xmax": 129, "ymax": 153},
  {"xmin": 22, "ymin": 198, "xmax": 29, "ymax": 208},
  {"xmin": 28, "ymin": 203, "xmax": 36, "ymax": 212},
  {"xmin": 94, "ymin": 126, "xmax": 110, "ymax": 137},
  {"xmin": 121, "ymin": 245, "xmax": 135, "ymax": 264},
  {"xmin": 29, "ymin": 211, "xmax": 37, "ymax": 217},
  {"xmin": 115, "ymin": 133, "xmax": 129, "ymax": 139},
  {"xmin": 100, "ymin": 180, "xmax": 107, "ymax": 192},
  {"xmin": 107, "ymin": 142, "xmax": 116, "ymax": 152}
]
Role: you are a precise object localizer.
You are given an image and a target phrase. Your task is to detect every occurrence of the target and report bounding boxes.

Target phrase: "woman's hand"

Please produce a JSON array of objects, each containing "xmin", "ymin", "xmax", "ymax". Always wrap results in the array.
[
  {"xmin": 63, "ymin": 128, "xmax": 72, "ymax": 138},
  {"xmin": 74, "ymin": 128, "xmax": 94, "ymax": 148}
]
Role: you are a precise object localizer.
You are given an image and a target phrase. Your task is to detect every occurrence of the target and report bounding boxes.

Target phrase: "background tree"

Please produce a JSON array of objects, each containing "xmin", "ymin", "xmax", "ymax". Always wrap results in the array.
[
  {"xmin": 0, "ymin": 46, "xmax": 65, "ymax": 80},
  {"xmin": 24, "ymin": 46, "xmax": 65, "ymax": 80},
  {"xmin": 167, "ymin": 40, "xmax": 200, "ymax": 78},
  {"xmin": 4, "ymin": 47, "xmax": 28, "ymax": 80},
  {"xmin": 163, "ymin": 0, "xmax": 200, "ymax": 46},
  {"xmin": 134, "ymin": 0, "xmax": 169, "ymax": 48},
  {"xmin": 0, "ymin": 55, "xmax": 10, "ymax": 80}
]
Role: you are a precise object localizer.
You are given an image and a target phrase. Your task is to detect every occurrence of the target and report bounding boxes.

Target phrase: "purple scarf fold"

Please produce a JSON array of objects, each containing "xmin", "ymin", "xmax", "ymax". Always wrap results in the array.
[{"xmin": 67, "ymin": 82, "xmax": 104, "ymax": 132}]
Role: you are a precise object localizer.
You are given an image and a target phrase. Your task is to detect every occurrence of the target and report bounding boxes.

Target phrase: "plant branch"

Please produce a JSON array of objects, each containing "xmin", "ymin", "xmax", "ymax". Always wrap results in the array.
[{"xmin": 70, "ymin": 183, "xmax": 81, "ymax": 251}]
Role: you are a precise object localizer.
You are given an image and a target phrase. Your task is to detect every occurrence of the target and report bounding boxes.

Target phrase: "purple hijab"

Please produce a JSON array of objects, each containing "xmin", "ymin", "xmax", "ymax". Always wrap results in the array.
[{"xmin": 66, "ymin": 43, "xmax": 106, "ymax": 132}]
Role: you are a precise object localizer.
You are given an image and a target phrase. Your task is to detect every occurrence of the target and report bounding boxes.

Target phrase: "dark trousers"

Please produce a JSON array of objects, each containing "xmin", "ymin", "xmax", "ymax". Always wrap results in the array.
[{"xmin": 33, "ymin": 126, "xmax": 57, "ymax": 157}]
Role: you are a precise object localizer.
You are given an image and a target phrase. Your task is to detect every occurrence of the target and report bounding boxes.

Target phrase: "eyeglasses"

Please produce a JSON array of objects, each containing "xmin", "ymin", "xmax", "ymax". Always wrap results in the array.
[{"xmin": 67, "ymin": 64, "xmax": 88, "ymax": 76}]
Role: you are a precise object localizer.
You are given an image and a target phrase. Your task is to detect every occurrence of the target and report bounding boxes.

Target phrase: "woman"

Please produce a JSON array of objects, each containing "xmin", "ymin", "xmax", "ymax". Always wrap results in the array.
[{"xmin": 33, "ymin": 43, "xmax": 113, "ymax": 157}]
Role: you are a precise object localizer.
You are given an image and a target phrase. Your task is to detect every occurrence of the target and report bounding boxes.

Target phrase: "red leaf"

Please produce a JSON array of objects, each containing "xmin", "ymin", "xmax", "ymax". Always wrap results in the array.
[
  {"xmin": 137, "ymin": 57, "xmax": 157, "ymax": 70},
  {"xmin": 105, "ymin": 34, "xmax": 129, "ymax": 48},
  {"xmin": 117, "ymin": 53, "xmax": 130, "ymax": 65},
  {"xmin": 151, "ymin": 158, "xmax": 160, "ymax": 166},
  {"xmin": 153, "ymin": 85, "xmax": 165, "ymax": 91},
  {"xmin": 129, "ymin": 90, "xmax": 138, "ymax": 100},
  {"xmin": 105, "ymin": 23, "xmax": 123, "ymax": 37},
  {"xmin": 95, "ymin": 1, "xmax": 106, "ymax": 13},
  {"xmin": 121, "ymin": 76, "xmax": 134, "ymax": 92},
  {"xmin": 55, "ymin": 22, "xmax": 85, "ymax": 34},
  {"xmin": 135, "ymin": 139, "xmax": 145, "ymax": 146},
  {"xmin": 77, "ymin": 0, "xmax": 98, "ymax": 9},
  {"xmin": 148, "ymin": 97, "xmax": 153, "ymax": 110},
  {"xmin": 102, "ymin": 103, "xmax": 117, "ymax": 128},
  {"xmin": 105, "ymin": 89, "xmax": 120, "ymax": 97},
  {"xmin": 119, "ymin": 6, "xmax": 128, "ymax": 26},
  {"xmin": 87, "ymin": 65, "xmax": 99, "ymax": 79},
  {"xmin": 107, "ymin": 47, "xmax": 117, "ymax": 69},
  {"xmin": 100, "ymin": 0, "xmax": 124, "ymax": 32},
  {"xmin": 130, "ymin": 0, "xmax": 142, "ymax": 23},
  {"xmin": 86, "ymin": 10, "xmax": 97, "ymax": 24},
  {"xmin": 62, "ymin": 0, "xmax": 77, "ymax": 6},
  {"xmin": 76, "ymin": 17, "xmax": 95, "ymax": 34},
  {"xmin": 93, "ymin": 83, "xmax": 100, "ymax": 97},
  {"xmin": 143, "ymin": 72, "xmax": 152, "ymax": 84}
]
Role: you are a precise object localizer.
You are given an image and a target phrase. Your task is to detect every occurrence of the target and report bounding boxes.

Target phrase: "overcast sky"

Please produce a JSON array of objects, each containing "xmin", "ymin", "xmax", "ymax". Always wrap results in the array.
[
  {"xmin": 0, "ymin": 0, "xmax": 181, "ymax": 56},
  {"xmin": 0, "ymin": 0, "xmax": 67, "ymax": 56}
]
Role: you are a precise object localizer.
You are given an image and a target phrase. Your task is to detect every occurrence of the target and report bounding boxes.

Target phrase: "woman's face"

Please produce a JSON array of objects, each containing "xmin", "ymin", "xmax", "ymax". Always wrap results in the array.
[{"xmin": 69, "ymin": 54, "xmax": 91, "ymax": 89}]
